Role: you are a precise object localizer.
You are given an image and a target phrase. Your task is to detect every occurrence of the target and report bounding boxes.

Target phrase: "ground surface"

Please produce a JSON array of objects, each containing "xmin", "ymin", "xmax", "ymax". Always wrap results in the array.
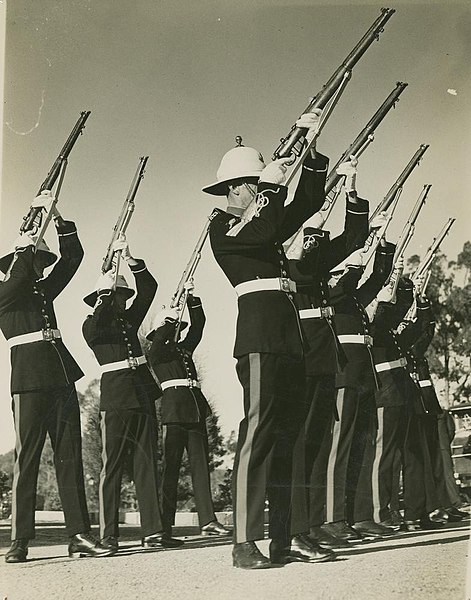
[{"xmin": 0, "ymin": 521, "xmax": 469, "ymax": 600}]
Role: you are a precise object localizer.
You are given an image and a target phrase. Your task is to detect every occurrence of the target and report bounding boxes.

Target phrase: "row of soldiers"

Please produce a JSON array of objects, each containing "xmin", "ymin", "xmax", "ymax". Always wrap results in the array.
[
  {"xmin": 204, "ymin": 110, "xmax": 467, "ymax": 568},
  {"xmin": 0, "ymin": 109, "xmax": 466, "ymax": 568}
]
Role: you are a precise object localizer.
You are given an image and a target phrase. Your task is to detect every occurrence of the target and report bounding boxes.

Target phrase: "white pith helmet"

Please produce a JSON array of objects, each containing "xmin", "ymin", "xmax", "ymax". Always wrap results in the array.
[
  {"xmin": 83, "ymin": 274, "xmax": 135, "ymax": 307},
  {"xmin": 202, "ymin": 139, "xmax": 266, "ymax": 196},
  {"xmin": 145, "ymin": 308, "xmax": 188, "ymax": 341},
  {"xmin": 0, "ymin": 238, "xmax": 57, "ymax": 274}
]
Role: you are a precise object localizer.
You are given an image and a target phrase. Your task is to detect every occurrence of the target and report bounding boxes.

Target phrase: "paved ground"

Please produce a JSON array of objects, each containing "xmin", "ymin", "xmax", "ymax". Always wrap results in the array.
[{"xmin": 0, "ymin": 521, "xmax": 469, "ymax": 600}]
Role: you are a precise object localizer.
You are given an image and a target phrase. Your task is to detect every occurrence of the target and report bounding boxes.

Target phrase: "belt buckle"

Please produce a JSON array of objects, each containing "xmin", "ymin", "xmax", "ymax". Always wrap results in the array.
[
  {"xmin": 365, "ymin": 335, "xmax": 373, "ymax": 347},
  {"xmin": 280, "ymin": 277, "xmax": 291, "ymax": 293},
  {"xmin": 321, "ymin": 306, "xmax": 334, "ymax": 319},
  {"xmin": 43, "ymin": 329, "xmax": 54, "ymax": 342},
  {"xmin": 128, "ymin": 357, "xmax": 139, "ymax": 369},
  {"xmin": 188, "ymin": 378, "xmax": 194, "ymax": 388},
  {"xmin": 411, "ymin": 372, "xmax": 419, "ymax": 382}
]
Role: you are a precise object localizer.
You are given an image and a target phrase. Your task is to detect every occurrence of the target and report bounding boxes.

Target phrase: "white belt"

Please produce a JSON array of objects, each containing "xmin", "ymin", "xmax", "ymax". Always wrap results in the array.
[
  {"xmin": 375, "ymin": 357, "xmax": 407, "ymax": 373},
  {"xmin": 8, "ymin": 328, "xmax": 62, "ymax": 348},
  {"xmin": 338, "ymin": 334, "xmax": 373, "ymax": 346},
  {"xmin": 101, "ymin": 355, "xmax": 147, "ymax": 373},
  {"xmin": 161, "ymin": 378, "xmax": 201, "ymax": 390},
  {"xmin": 419, "ymin": 379, "xmax": 432, "ymax": 388},
  {"xmin": 299, "ymin": 306, "xmax": 335, "ymax": 320},
  {"xmin": 235, "ymin": 277, "xmax": 297, "ymax": 297}
]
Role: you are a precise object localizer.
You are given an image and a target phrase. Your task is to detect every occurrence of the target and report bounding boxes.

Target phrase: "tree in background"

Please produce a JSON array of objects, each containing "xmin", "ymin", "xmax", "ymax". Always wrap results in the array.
[{"xmin": 408, "ymin": 240, "xmax": 471, "ymax": 408}]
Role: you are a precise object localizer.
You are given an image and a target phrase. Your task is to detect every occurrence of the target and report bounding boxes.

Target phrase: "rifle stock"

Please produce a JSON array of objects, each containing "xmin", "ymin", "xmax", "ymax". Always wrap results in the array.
[{"xmin": 393, "ymin": 184, "xmax": 431, "ymax": 263}]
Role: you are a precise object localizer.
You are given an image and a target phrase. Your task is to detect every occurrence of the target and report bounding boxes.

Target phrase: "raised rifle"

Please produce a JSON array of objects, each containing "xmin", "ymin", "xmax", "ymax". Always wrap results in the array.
[
  {"xmin": 21, "ymin": 111, "xmax": 91, "ymax": 238},
  {"xmin": 393, "ymin": 184, "xmax": 431, "ymax": 263},
  {"xmin": 318, "ymin": 81, "xmax": 408, "ymax": 227},
  {"xmin": 171, "ymin": 209, "xmax": 221, "ymax": 340},
  {"xmin": 274, "ymin": 7, "xmax": 395, "ymax": 167},
  {"xmin": 102, "ymin": 156, "xmax": 149, "ymax": 275},
  {"xmin": 412, "ymin": 217, "xmax": 456, "ymax": 283},
  {"xmin": 369, "ymin": 143, "xmax": 429, "ymax": 222}
]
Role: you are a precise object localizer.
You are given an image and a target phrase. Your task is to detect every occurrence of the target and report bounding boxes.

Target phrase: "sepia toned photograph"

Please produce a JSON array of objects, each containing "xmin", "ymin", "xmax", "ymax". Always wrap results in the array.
[{"xmin": 0, "ymin": 1, "xmax": 470, "ymax": 598}]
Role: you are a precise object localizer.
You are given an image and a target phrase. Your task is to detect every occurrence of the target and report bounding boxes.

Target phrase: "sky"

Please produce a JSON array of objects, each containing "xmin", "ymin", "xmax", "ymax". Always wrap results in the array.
[{"xmin": 0, "ymin": 0, "xmax": 470, "ymax": 453}]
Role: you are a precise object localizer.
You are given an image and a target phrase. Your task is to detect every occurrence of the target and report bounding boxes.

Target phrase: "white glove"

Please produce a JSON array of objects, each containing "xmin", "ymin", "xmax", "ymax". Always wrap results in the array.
[
  {"xmin": 259, "ymin": 158, "xmax": 291, "ymax": 185},
  {"xmin": 345, "ymin": 248, "xmax": 365, "ymax": 268},
  {"xmin": 296, "ymin": 108, "xmax": 322, "ymax": 143},
  {"xmin": 336, "ymin": 156, "xmax": 358, "ymax": 177},
  {"xmin": 376, "ymin": 283, "xmax": 396, "ymax": 304},
  {"xmin": 304, "ymin": 211, "xmax": 325, "ymax": 229},
  {"xmin": 152, "ymin": 307, "xmax": 180, "ymax": 329},
  {"xmin": 370, "ymin": 211, "xmax": 390, "ymax": 230},
  {"xmin": 111, "ymin": 234, "xmax": 132, "ymax": 261},
  {"xmin": 13, "ymin": 233, "xmax": 36, "ymax": 250},
  {"xmin": 336, "ymin": 156, "xmax": 358, "ymax": 194},
  {"xmin": 414, "ymin": 274, "xmax": 426, "ymax": 295},
  {"xmin": 31, "ymin": 190, "xmax": 55, "ymax": 212},
  {"xmin": 183, "ymin": 278, "xmax": 195, "ymax": 293},
  {"xmin": 96, "ymin": 270, "xmax": 116, "ymax": 292}
]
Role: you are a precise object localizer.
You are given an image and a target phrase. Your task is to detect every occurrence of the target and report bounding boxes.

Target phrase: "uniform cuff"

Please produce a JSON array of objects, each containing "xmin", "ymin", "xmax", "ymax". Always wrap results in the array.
[
  {"xmin": 56, "ymin": 220, "xmax": 77, "ymax": 236},
  {"xmin": 347, "ymin": 196, "xmax": 369, "ymax": 215},
  {"xmin": 302, "ymin": 151, "xmax": 329, "ymax": 172},
  {"xmin": 129, "ymin": 259, "xmax": 147, "ymax": 273}
]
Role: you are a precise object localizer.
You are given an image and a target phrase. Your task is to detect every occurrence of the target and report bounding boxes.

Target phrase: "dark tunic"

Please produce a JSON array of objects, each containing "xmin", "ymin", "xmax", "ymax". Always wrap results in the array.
[{"xmin": 0, "ymin": 221, "xmax": 84, "ymax": 393}]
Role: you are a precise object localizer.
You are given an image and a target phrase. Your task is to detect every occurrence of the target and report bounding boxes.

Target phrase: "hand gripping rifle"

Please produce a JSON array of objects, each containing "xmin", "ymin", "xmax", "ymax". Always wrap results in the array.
[
  {"xmin": 170, "ymin": 208, "xmax": 221, "ymax": 340},
  {"xmin": 274, "ymin": 7, "xmax": 395, "ymax": 170},
  {"xmin": 404, "ymin": 218, "xmax": 455, "ymax": 321},
  {"xmin": 370, "ymin": 185, "xmax": 431, "ymax": 310},
  {"xmin": 102, "ymin": 156, "xmax": 149, "ymax": 277},
  {"xmin": 20, "ymin": 111, "xmax": 91, "ymax": 240},
  {"xmin": 349, "ymin": 144, "xmax": 430, "ymax": 273}
]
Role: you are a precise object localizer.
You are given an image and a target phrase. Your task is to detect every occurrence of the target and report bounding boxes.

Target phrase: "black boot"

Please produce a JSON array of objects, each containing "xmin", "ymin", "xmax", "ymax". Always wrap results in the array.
[
  {"xmin": 287, "ymin": 534, "xmax": 336, "ymax": 563},
  {"xmin": 5, "ymin": 539, "xmax": 29, "ymax": 563},
  {"xmin": 100, "ymin": 536, "xmax": 119, "ymax": 554},
  {"xmin": 233, "ymin": 541, "xmax": 272, "ymax": 569},
  {"xmin": 68, "ymin": 533, "xmax": 115, "ymax": 558}
]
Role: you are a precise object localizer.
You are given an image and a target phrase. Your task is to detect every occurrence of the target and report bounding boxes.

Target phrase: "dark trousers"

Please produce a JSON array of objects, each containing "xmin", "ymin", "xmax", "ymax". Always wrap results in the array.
[
  {"xmin": 437, "ymin": 412, "xmax": 462, "ymax": 507},
  {"xmin": 421, "ymin": 414, "xmax": 451, "ymax": 511},
  {"xmin": 233, "ymin": 352, "xmax": 305, "ymax": 544},
  {"xmin": 291, "ymin": 375, "xmax": 336, "ymax": 533},
  {"xmin": 360, "ymin": 406, "xmax": 440, "ymax": 522},
  {"xmin": 10, "ymin": 385, "xmax": 90, "ymax": 540},
  {"xmin": 161, "ymin": 421, "xmax": 216, "ymax": 531},
  {"xmin": 324, "ymin": 384, "xmax": 375, "ymax": 524},
  {"xmin": 99, "ymin": 407, "xmax": 163, "ymax": 538}
]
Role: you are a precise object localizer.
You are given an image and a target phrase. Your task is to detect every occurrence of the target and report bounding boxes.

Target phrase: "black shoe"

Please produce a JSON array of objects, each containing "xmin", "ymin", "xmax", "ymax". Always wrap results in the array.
[
  {"xmin": 309, "ymin": 526, "xmax": 349, "ymax": 549},
  {"xmin": 5, "ymin": 539, "xmax": 28, "ymax": 563},
  {"xmin": 286, "ymin": 534, "xmax": 336, "ymax": 563},
  {"xmin": 419, "ymin": 516, "xmax": 446, "ymax": 530},
  {"xmin": 389, "ymin": 510, "xmax": 404, "ymax": 527},
  {"xmin": 379, "ymin": 518, "xmax": 401, "ymax": 532},
  {"xmin": 352, "ymin": 520, "xmax": 396, "ymax": 539},
  {"xmin": 68, "ymin": 533, "xmax": 115, "ymax": 558},
  {"xmin": 321, "ymin": 521, "xmax": 362, "ymax": 542},
  {"xmin": 233, "ymin": 541, "xmax": 273, "ymax": 569},
  {"xmin": 100, "ymin": 536, "xmax": 119, "ymax": 554},
  {"xmin": 201, "ymin": 520, "xmax": 233, "ymax": 536},
  {"xmin": 402, "ymin": 517, "xmax": 444, "ymax": 531},
  {"xmin": 141, "ymin": 532, "xmax": 184, "ymax": 548},
  {"xmin": 444, "ymin": 507, "xmax": 468, "ymax": 522},
  {"xmin": 429, "ymin": 509, "xmax": 449, "ymax": 524}
]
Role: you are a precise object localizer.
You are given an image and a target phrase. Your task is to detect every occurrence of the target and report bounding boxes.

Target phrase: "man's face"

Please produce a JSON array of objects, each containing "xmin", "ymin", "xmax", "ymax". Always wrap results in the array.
[
  {"xmin": 228, "ymin": 178, "xmax": 258, "ymax": 210},
  {"xmin": 114, "ymin": 288, "xmax": 128, "ymax": 312}
]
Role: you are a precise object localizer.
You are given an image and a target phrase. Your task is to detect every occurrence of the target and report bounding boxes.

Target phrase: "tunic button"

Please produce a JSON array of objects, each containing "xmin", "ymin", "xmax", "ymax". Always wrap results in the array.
[
  {"xmin": 288, "ymin": 294, "xmax": 293, "ymax": 300},
  {"xmin": 322, "ymin": 299, "xmax": 327, "ymax": 305},
  {"xmin": 281, "ymin": 270, "xmax": 287, "ymax": 277},
  {"xmin": 277, "ymin": 249, "xmax": 282, "ymax": 255}
]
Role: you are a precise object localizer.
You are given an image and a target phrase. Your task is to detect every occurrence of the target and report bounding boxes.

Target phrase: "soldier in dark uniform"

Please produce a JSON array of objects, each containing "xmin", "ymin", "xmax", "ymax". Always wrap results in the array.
[
  {"xmin": 0, "ymin": 191, "xmax": 112, "ymax": 563},
  {"xmin": 204, "ymin": 110, "xmax": 330, "ymax": 569},
  {"xmin": 368, "ymin": 277, "xmax": 442, "ymax": 530},
  {"xmin": 82, "ymin": 236, "xmax": 182, "ymax": 553},
  {"xmin": 146, "ymin": 285, "xmax": 232, "ymax": 538},
  {"xmin": 287, "ymin": 158, "xmax": 373, "ymax": 553},
  {"xmin": 399, "ymin": 299, "xmax": 466, "ymax": 525}
]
